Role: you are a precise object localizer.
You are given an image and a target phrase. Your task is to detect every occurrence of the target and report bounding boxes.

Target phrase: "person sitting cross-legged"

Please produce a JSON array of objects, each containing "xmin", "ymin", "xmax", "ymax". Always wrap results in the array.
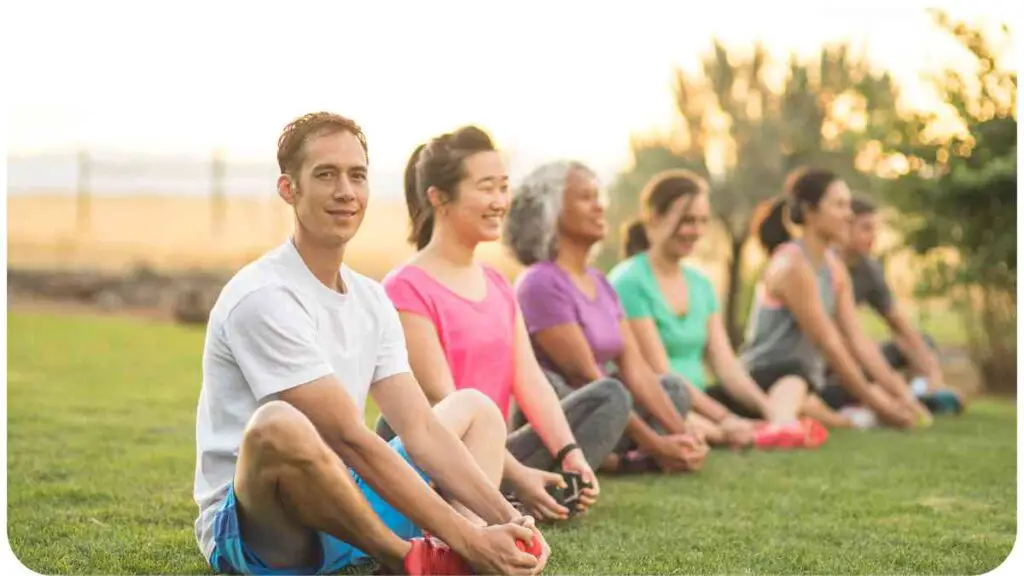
[
  {"xmin": 503, "ymin": 160, "xmax": 709, "ymax": 473},
  {"xmin": 376, "ymin": 128, "xmax": 631, "ymax": 524},
  {"xmin": 192, "ymin": 112, "xmax": 549, "ymax": 576}
]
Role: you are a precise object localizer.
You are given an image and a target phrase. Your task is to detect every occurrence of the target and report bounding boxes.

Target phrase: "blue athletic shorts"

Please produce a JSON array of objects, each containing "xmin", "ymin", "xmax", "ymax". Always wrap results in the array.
[{"xmin": 208, "ymin": 436, "xmax": 429, "ymax": 575}]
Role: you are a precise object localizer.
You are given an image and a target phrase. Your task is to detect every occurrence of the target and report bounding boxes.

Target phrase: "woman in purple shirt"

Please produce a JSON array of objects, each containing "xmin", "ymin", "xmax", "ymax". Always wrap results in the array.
[{"xmin": 504, "ymin": 160, "xmax": 709, "ymax": 474}]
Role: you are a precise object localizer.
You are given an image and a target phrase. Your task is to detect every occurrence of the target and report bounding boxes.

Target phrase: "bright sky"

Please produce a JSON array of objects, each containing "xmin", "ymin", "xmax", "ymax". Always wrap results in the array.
[{"xmin": 5, "ymin": 0, "xmax": 1016, "ymax": 178}]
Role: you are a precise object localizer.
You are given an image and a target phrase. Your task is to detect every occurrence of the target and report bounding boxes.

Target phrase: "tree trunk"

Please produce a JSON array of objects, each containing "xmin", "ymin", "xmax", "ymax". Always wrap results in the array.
[{"xmin": 724, "ymin": 231, "xmax": 749, "ymax": 347}]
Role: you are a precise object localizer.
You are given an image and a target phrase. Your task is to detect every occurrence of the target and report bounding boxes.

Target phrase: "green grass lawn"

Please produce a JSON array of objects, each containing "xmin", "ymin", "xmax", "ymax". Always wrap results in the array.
[
  {"xmin": 6, "ymin": 311, "xmax": 1016, "ymax": 574},
  {"xmin": 856, "ymin": 307, "xmax": 966, "ymax": 348}
]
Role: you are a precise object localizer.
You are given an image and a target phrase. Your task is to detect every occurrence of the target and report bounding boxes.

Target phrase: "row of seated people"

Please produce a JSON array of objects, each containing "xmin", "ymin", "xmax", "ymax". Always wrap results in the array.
[{"xmin": 193, "ymin": 114, "xmax": 964, "ymax": 575}]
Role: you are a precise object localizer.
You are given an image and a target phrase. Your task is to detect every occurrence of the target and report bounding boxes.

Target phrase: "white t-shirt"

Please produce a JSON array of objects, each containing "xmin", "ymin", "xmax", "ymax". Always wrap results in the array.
[{"xmin": 192, "ymin": 239, "xmax": 411, "ymax": 560}]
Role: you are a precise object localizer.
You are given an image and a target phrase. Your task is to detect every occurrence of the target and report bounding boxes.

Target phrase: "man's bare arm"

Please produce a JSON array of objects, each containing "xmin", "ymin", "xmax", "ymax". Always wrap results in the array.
[
  {"xmin": 834, "ymin": 270, "xmax": 913, "ymax": 401},
  {"xmin": 886, "ymin": 307, "xmax": 944, "ymax": 382},
  {"xmin": 276, "ymin": 376, "xmax": 480, "ymax": 552},
  {"xmin": 371, "ymin": 372, "xmax": 522, "ymax": 526}
]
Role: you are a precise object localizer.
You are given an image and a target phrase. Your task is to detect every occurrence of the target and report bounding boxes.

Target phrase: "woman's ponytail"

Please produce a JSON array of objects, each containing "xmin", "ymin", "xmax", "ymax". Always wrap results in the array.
[
  {"xmin": 752, "ymin": 196, "xmax": 792, "ymax": 254},
  {"xmin": 622, "ymin": 219, "xmax": 650, "ymax": 258},
  {"xmin": 403, "ymin": 143, "xmax": 434, "ymax": 250}
]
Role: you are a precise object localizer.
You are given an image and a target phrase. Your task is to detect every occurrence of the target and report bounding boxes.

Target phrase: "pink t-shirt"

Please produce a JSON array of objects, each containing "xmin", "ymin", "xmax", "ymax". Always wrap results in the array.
[{"xmin": 382, "ymin": 264, "xmax": 518, "ymax": 420}]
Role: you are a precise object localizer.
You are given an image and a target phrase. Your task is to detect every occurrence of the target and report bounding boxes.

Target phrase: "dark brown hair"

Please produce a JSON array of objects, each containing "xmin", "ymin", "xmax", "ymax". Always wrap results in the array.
[
  {"xmin": 623, "ymin": 169, "xmax": 708, "ymax": 257},
  {"xmin": 403, "ymin": 126, "xmax": 497, "ymax": 250},
  {"xmin": 851, "ymin": 196, "xmax": 877, "ymax": 216},
  {"xmin": 752, "ymin": 167, "xmax": 840, "ymax": 253},
  {"xmin": 277, "ymin": 112, "xmax": 368, "ymax": 176}
]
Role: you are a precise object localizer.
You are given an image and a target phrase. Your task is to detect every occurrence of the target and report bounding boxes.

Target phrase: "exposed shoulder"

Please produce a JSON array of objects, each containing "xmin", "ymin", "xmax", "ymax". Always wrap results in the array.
[
  {"xmin": 764, "ymin": 243, "xmax": 815, "ymax": 294},
  {"xmin": 824, "ymin": 249, "xmax": 850, "ymax": 293}
]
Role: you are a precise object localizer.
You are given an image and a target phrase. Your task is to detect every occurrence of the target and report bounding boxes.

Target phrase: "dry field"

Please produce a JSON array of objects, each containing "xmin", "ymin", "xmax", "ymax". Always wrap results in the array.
[{"xmin": 7, "ymin": 193, "xmax": 930, "ymax": 297}]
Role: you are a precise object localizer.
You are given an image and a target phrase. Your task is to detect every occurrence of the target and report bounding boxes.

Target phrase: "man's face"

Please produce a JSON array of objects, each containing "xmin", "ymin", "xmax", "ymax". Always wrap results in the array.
[
  {"xmin": 848, "ymin": 212, "xmax": 878, "ymax": 255},
  {"xmin": 278, "ymin": 129, "xmax": 368, "ymax": 247}
]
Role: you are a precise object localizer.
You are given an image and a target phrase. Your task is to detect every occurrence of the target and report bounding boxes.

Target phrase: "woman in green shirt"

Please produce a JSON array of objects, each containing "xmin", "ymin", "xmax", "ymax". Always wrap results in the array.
[{"xmin": 608, "ymin": 169, "xmax": 828, "ymax": 450}]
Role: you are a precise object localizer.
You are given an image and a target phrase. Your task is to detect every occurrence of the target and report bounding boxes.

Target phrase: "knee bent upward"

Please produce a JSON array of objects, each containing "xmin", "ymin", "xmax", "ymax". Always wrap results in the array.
[
  {"xmin": 447, "ymin": 388, "xmax": 506, "ymax": 424},
  {"xmin": 592, "ymin": 377, "xmax": 634, "ymax": 418},
  {"xmin": 658, "ymin": 373, "xmax": 693, "ymax": 416},
  {"xmin": 243, "ymin": 400, "xmax": 328, "ymax": 468}
]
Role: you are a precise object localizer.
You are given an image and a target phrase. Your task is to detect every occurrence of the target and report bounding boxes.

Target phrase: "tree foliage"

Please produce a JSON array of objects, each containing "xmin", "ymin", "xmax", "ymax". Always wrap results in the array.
[
  {"xmin": 597, "ymin": 39, "xmax": 901, "ymax": 343},
  {"xmin": 879, "ymin": 11, "xmax": 1016, "ymax": 391}
]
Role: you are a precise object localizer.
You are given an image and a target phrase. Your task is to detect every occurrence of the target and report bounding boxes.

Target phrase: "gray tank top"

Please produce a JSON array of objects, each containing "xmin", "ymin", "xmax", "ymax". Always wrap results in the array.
[{"xmin": 739, "ymin": 240, "xmax": 841, "ymax": 391}]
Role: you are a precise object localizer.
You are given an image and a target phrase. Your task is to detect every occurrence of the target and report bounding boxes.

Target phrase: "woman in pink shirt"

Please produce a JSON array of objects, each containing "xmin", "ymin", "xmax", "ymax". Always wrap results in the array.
[{"xmin": 377, "ymin": 126, "xmax": 629, "ymax": 523}]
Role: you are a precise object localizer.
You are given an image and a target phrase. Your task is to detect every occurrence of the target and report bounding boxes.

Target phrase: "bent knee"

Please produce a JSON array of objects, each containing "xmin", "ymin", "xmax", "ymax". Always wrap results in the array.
[
  {"xmin": 772, "ymin": 375, "xmax": 811, "ymax": 394},
  {"xmin": 243, "ymin": 401, "xmax": 323, "ymax": 464},
  {"xmin": 659, "ymin": 373, "xmax": 693, "ymax": 415},
  {"xmin": 447, "ymin": 388, "xmax": 505, "ymax": 425},
  {"xmin": 591, "ymin": 377, "xmax": 633, "ymax": 415}
]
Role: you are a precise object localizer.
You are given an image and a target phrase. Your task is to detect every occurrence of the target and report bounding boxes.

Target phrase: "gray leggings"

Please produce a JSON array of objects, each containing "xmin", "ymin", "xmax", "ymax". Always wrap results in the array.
[
  {"xmin": 375, "ymin": 378, "xmax": 633, "ymax": 472},
  {"xmin": 509, "ymin": 371, "xmax": 692, "ymax": 458}
]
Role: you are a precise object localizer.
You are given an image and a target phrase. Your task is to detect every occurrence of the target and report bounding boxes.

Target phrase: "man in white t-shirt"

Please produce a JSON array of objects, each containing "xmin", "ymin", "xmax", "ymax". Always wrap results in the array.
[{"xmin": 193, "ymin": 111, "xmax": 549, "ymax": 575}]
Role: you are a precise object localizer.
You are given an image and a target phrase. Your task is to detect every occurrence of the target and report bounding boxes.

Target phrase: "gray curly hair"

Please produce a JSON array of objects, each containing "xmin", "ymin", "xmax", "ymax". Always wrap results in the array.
[{"xmin": 503, "ymin": 160, "xmax": 597, "ymax": 266}]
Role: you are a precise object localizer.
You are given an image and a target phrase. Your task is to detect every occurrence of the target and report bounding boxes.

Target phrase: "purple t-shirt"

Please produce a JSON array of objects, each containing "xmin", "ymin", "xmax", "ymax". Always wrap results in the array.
[{"xmin": 514, "ymin": 261, "xmax": 625, "ymax": 379}]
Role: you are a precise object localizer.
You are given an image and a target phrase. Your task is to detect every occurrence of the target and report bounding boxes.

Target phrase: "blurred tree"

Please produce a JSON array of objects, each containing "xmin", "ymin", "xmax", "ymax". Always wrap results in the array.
[
  {"xmin": 878, "ymin": 10, "xmax": 1016, "ymax": 392},
  {"xmin": 596, "ymin": 40, "xmax": 901, "ymax": 345}
]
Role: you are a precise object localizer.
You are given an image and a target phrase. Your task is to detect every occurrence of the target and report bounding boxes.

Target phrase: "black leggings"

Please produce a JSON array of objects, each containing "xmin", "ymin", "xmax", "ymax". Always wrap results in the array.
[
  {"xmin": 706, "ymin": 359, "xmax": 813, "ymax": 419},
  {"xmin": 818, "ymin": 332, "xmax": 940, "ymax": 410}
]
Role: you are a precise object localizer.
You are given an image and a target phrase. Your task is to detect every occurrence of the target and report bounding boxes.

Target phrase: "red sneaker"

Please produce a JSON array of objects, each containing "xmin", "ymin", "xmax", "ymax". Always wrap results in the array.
[
  {"xmin": 754, "ymin": 420, "xmax": 830, "ymax": 450},
  {"xmin": 753, "ymin": 422, "xmax": 805, "ymax": 450},
  {"xmin": 402, "ymin": 537, "xmax": 473, "ymax": 575},
  {"xmin": 800, "ymin": 417, "xmax": 829, "ymax": 448}
]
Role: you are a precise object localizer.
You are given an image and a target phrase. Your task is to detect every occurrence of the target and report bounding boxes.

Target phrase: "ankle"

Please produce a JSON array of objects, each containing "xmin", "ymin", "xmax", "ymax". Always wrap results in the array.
[{"xmin": 380, "ymin": 540, "xmax": 413, "ymax": 573}]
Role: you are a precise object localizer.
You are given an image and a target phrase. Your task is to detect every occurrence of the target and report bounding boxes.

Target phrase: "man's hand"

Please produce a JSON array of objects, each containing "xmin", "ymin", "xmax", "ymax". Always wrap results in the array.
[
  {"xmin": 561, "ymin": 449, "xmax": 599, "ymax": 512},
  {"xmin": 461, "ymin": 522, "xmax": 542, "ymax": 576},
  {"xmin": 513, "ymin": 515, "xmax": 550, "ymax": 575},
  {"xmin": 508, "ymin": 465, "xmax": 570, "ymax": 522},
  {"xmin": 904, "ymin": 395, "xmax": 933, "ymax": 428},
  {"xmin": 864, "ymin": 386, "xmax": 916, "ymax": 429},
  {"xmin": 885, "ymin": 374, "xmax": 933, "ymax": 429}
]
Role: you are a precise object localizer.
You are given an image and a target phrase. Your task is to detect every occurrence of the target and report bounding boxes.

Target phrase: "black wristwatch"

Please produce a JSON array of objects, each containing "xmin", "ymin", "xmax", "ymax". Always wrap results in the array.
[{"xmin": 553, "ymin": 443, "xmax": 581, "ymax": 469}]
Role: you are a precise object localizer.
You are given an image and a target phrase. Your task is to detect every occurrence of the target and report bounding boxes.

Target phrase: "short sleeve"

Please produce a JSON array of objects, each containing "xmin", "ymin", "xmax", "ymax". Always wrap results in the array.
[
  {"xmin": 224, "ymin": 286, "xmax": 334, "ymax": 401},
  {"xmin": 865, "ymin": 260, "xmax": 894, "ymax": 316},
  {"xmin": 611, "ymin": 270, "xmax": 654, "ymax": 320},
  {"xmin": 371, "ymin": 288, "xmax": 412, "ymax": 384},
  {"xmin": 382, "ymin": 269, "xmax": 434, "ymax": 320},
  {"xmin": 516, "ymin": 267, "xmax": 578, "ymax": 334}
]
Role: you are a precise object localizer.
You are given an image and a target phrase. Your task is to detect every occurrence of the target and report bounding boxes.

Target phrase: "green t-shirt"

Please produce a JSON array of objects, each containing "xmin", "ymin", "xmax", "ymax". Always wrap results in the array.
[{"xmin": 607, "ymin": 253, "xmax": 720, "ymax": 390}]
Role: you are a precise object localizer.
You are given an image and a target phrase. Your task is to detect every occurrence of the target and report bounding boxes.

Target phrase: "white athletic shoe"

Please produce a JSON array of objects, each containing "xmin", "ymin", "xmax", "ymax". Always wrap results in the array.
[{"xmin": 839, "ymin": 406, "xmax": 879, "ymax": 429}]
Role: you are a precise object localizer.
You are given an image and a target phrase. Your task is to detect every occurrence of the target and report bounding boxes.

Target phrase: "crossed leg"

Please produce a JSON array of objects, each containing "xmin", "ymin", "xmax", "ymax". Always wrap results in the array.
[{"xmin": 232, "ymin": 389, "xmax": 506, "ymax": 573}]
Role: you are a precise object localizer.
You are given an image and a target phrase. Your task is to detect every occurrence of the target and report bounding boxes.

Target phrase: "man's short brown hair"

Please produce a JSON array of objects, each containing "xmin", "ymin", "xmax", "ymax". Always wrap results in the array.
[{"xmin": 276, "ymin": 112, "xmax": 368, "ymax": 175}]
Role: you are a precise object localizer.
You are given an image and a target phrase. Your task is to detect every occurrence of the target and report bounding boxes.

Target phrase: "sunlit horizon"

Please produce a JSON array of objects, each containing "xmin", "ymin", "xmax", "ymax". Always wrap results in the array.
[{"xmin": 7, "ymin": 0, "xmax": 1016, "ymax": 182}]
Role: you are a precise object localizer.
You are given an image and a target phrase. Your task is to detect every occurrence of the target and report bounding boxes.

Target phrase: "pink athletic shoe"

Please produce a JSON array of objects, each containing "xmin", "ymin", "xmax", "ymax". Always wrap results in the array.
[{"xmin": 754, "ymin": 418, "xmax": 830, "ymax": 450}]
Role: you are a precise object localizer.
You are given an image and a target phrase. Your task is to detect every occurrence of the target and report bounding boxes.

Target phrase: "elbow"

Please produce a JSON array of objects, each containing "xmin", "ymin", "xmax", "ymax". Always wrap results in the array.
[{"xmin": 553, "ymin": 363, "xmax": 594, "ymax": 389}]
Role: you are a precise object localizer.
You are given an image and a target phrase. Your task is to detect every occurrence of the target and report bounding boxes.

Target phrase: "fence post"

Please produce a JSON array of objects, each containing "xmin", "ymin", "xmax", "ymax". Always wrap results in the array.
[
  {"xmin": 76, "ymin": 149, "xmax": 91, "ymax": 236},
  {"xmin": 211, "ymin": 148, "xmax": 226, "ymax": 238}
]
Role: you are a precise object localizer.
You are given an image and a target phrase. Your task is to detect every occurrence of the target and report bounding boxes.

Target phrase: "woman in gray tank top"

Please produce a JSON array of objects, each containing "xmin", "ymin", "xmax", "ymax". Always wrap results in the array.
[{"xmin": 738, "ymin": 167, "xmax": 927, "ymax": 430}]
